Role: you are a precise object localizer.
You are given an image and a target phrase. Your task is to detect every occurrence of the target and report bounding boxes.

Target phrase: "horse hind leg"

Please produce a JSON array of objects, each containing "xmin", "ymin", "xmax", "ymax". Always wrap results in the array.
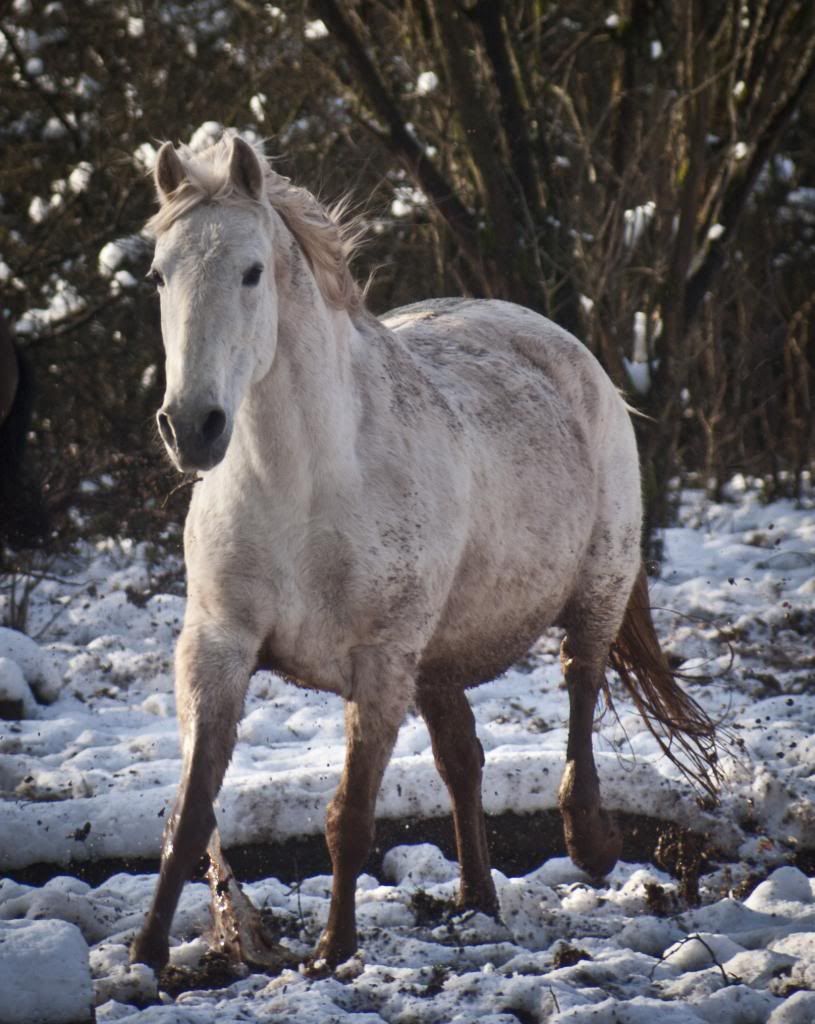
[
  {"xmin": 557, "ymin": 629, "xmax": 622, "ymax": 878},
  {"xmin": 130, "ymin": 625, "xmax": 253, "ymax": 970},
  {"xmin": 417, "ymin": 685, "xmax": 498, "ymax": 916}
]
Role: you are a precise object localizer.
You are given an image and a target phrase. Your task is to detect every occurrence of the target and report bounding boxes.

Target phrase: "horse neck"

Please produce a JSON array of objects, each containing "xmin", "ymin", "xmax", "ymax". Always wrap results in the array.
[{"xmin": 238, "ymin": 243, "xmax": 361, "ymax": 493}]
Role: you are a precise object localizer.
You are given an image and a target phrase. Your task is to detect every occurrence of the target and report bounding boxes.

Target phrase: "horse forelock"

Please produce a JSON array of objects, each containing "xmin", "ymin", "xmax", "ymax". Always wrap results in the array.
[{"xmin": 147, "ymin": 133, "xmax": 364, "ymax": 314}]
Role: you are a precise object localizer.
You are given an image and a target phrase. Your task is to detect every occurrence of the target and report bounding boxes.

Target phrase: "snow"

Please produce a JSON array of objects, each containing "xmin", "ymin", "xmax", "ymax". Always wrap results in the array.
[
  {"xmin": 623, "ymin": 359, "xmax": 651, "ymax": 394},
  {"xmin": 623, "ymin": 201, "xmax": 655, "ymax": 247},
  {"xmin": 0, "ymin": 919, "xmax": 92, "ymax": 1023},
  {"xmin": 1, "ymin": 481, "xmax": 815, "ymax": 1019},
  {"xmin": 28, "ymin": 195, "xmax": 49, "ymax": 223},
  {"xmin": 133, "ymin": 143, "xmax": 158, "ymax": 173},
  {"xmin": 416, "ymin": 71, "xmax": 439, "ymax": 96},
  {"xmin": 98, "ymin": 241, "xmax": 131, "ymax": 277},
  {"xmin": 187, "ymin": 122, "xmax": 223, "ymax": 153},
  {"xmin": 68, "ymin": 161, "xmax": 93, "ymax": 194},
  {"xmin": 304, "ymin": 19, "xmax": 328, "ymax": 41},
  {"xmin": 249, "ymin": 93, "xmax": 266, "ymax": 122},
  {"xmin": 390, "ymin": 186, "xmax": 428, "ymax": 218},
  {"xmin": 0, "ymin": 657, "xmax": 35, "ymax": 718},
  {"xmin": 14, "ymin": 280, "xmax": 84, "ymax": 335}
]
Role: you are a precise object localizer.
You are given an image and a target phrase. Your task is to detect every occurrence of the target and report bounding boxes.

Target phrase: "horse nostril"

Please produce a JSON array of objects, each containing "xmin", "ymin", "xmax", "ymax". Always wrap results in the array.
[
  {"xmin": 201, "ymin": 408, "xmax": 227, "ymax": 445},
  {"xmin": 157, "ymin": 411, "xmax": 176, "ymax": 449}
]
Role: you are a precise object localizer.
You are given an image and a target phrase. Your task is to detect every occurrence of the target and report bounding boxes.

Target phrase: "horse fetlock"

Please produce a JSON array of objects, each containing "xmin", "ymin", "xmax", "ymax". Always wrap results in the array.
[
  {"xmin": 459, "ymin": 877, "xmax": 500, "ymax": 919},
  {"xmin": 557, "ymin": 757, "xmax": 620, "ymax": 877},
  {"xmin": 130, "ymin": 923, "xmax": 170, "ymax": 971},
  {"xmin": 561, "ymin": 803, "xmax": 622, "ymax": 879},
  {"xmin": 312, "ymin": 922, "xmax": 358, "ymax": 972}
]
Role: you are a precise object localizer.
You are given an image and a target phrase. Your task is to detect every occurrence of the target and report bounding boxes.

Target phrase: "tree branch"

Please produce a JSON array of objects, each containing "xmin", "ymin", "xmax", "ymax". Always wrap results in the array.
[
  {"xmin": 468, "ymin": 0, "xmax": 543, "ymax": 219},
  {"xmin": 311, "ymin": 0, "xmax": 486, "ymax": 285},
  {"xmin": 684, "ymin": 32, "xmax": 815, "ymax": 326},
  {"xmin": 0, "ymin": 23, "xmax": 82, "ymax": 151}
]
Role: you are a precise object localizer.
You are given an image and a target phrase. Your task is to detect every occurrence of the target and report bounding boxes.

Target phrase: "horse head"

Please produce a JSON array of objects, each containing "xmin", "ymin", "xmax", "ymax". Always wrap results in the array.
[{"xmin": 149, "ymin": 135, "xmax": 279, "ymax": 472}]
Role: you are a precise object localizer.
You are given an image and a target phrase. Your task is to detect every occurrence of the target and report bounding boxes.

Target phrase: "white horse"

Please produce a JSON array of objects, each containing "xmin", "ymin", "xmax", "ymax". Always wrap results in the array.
[{"xmin": 131, "ymin": 133, "xmax": 717, "ymax": 972}]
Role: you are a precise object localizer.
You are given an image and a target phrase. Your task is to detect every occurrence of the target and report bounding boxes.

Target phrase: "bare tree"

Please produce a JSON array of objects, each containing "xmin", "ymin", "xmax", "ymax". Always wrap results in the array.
[{"xmin": 306, "ymin": 0, "xmax": 815, "ymax": 540}]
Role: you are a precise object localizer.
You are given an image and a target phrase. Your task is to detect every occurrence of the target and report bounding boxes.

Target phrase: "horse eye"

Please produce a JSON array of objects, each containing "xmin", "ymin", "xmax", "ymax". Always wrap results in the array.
[
  {"xmin": 242, "ymin": 263, "xmax": 263, "ymax": 287},
  {"xmin": 147, "ymin": 268, "xmax": 164, "ymax": 288}
]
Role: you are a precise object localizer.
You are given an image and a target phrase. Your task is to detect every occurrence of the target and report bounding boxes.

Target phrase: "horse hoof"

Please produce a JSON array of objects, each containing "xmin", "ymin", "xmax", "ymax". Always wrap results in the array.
[
  {"xmin": 459, "ymin": 884, "xmax": 501, "ymax": 920},
  {"xmin": 302, "ymin": 954, "xmax": 334, "ymax": 979},
  {"xmin": 130, "ymin": 932, "xmax": 169, "ymax": 971},
  {"xmin": 561, "ymin": 805, "xmax": 622, "ymax": 879},
  {"xmin": 308, "ymin": 929, "xmax": 357, "ymax": 974}
]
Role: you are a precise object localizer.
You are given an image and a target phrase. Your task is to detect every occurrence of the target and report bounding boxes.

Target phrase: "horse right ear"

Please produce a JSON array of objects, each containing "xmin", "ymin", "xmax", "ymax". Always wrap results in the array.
[{"xmin": 154, "ymin": 142, "xmax": 186, "ymax": 202}]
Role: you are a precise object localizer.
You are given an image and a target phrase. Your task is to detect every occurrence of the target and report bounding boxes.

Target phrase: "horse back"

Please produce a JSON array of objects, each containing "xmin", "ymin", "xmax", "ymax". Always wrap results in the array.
[{"xmin": 383, "ymin": 298, "xmax": 624, "ymax": 459}]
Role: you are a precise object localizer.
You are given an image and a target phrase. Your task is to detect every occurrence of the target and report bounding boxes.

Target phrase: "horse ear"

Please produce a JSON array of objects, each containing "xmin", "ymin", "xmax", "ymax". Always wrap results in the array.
[
  {"xmin": 229, "ymin": 136, "xmax": 265, "ymax": 200},
  {"xmin": 155, "ymin": 142, "xmax": 186, "ymax": 202}
]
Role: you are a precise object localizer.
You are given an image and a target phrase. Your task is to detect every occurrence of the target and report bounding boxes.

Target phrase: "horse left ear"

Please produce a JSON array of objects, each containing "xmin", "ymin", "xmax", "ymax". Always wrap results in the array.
[{"xmin": 229, "ymin": 136, "xmax": 265, "ymax": 200}]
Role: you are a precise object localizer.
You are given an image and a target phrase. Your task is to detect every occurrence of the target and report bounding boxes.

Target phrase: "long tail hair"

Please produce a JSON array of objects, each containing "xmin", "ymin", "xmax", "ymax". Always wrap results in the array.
[{"xmin": 609, "ymin": 566, "xmax": 720, "ymax": 798}]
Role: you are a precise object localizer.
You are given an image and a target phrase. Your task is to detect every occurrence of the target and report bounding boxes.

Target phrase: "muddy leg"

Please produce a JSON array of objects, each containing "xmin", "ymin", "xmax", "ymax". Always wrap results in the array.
[
  {"xmin": 557, "ymin": 635, "xmax": 622, "ymax": 878},
  {"xmin": 130, "ymin": 624, "xmax": 253, "ymax": 969},
  {"xmin": 418, "ymin": 686, "xmax": 498, "ymax": 916},
  {"xmin": 312, "ymin": 648, "xmax": 413, "ymax": 968},
  {"xmin": 205, "ymin": 829, "xmax": 296, "ymax": 971}
]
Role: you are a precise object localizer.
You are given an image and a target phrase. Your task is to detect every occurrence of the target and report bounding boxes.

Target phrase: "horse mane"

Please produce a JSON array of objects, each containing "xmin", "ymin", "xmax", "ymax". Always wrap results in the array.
[{"xmin": 146, "ymin": 133, "xmax": 364, "ymax": 314}]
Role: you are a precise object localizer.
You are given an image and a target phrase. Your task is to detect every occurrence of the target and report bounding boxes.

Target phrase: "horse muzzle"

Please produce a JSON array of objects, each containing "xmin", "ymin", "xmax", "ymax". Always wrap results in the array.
[{"xmin": 157, "ymin": 402, "xmax": 231, "ymax": 472}]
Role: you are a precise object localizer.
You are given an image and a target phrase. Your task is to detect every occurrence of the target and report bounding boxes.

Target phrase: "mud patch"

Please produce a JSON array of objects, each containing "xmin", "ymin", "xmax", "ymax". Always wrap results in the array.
[
  {"xmin": 159, "ymin": 952, "xmax": 247, "ymax": 997},
  {"xmin": 5, "ymin": 809, "xmax": 734, "ymax": 890}
]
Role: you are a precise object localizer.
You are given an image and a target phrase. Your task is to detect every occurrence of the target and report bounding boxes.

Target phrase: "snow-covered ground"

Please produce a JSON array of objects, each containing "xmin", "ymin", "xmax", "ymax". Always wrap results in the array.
[{"xmin": 1, "ymin": 478, "xmax": 815, "ymax": 1022}]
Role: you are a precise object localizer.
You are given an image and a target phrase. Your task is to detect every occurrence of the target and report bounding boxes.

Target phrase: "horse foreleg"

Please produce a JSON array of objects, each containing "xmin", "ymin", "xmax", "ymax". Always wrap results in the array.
[
  {"xmin": 418, "ymin": 686, "xmax": 498, "ymax": 916},
  {"xmin": 312, "ymin": 648, "xmax": 413, "ymax": 969},
  {"xmin": 130, "ymin": 625, "xmax": 252, "ymax": 970},
  {"xmin": 557, "ymin": 635, "xmax": 621, "ymax": 878},
  {"xmin": 205, "ymin": 828, "xmax": 295, "ymax": 970}
]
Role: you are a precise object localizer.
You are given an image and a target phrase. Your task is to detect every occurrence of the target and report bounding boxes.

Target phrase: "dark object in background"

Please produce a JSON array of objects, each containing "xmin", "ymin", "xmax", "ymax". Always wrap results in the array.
[{"xmin": 0, "ymin": 316, "xmax": 48, "ymax": 555}]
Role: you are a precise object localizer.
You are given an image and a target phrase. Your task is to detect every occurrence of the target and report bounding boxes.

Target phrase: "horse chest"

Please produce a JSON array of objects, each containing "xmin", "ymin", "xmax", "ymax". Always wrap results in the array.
[{"xmin": 185, "ymin": 510, "xmax": 420, "ymax": 696}]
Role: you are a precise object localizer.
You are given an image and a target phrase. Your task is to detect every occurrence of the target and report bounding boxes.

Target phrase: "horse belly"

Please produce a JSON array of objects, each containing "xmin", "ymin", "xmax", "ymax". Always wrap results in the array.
[{"xmin": 417, "ymin": 522, "xmax": 581, "ymax": 689}]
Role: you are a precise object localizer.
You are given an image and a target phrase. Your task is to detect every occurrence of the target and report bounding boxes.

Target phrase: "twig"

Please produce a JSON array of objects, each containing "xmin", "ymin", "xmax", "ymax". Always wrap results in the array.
[{"xmin": 649, "ymin": 933, "xmax": 733, "ymax": 986}]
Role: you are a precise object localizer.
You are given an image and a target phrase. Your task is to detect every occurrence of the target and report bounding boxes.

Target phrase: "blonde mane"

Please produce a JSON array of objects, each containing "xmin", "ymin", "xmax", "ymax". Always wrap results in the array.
[{"xmin": 147, "ymin": 134, "xmax": 364, "ymax": 313}]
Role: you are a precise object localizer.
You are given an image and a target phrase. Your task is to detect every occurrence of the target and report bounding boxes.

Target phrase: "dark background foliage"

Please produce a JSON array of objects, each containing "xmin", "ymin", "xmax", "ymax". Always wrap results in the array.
[{"xmin": 1, "ymin": 0, "xmax": 814, "ymax": 560}]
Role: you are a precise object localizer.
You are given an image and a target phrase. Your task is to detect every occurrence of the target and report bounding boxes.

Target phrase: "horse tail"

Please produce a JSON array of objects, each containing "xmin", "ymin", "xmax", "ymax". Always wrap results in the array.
[{"xmin": 608, "ymin": 564, "xmax": 720, "ymax": 799}]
